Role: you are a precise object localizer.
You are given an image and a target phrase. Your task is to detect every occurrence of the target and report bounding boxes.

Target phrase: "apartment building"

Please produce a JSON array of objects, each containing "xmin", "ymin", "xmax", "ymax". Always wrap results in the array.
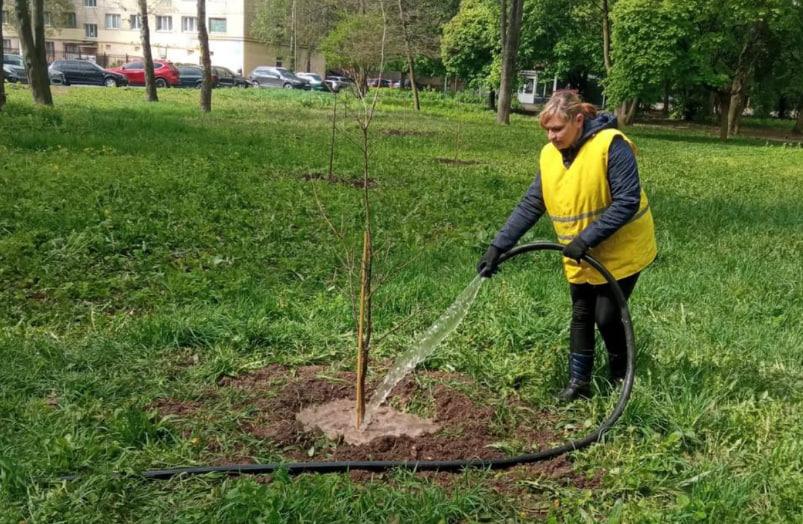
[{"xmin": 1, "ymin": 0, "xmax": 325, "ymax": 75}]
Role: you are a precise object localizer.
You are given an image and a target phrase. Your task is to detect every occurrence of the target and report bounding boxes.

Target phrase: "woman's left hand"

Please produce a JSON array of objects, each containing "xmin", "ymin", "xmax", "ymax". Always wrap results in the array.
[{"xmin": 562, "ymin": 237, "xmax": 588, "ymax": 261}]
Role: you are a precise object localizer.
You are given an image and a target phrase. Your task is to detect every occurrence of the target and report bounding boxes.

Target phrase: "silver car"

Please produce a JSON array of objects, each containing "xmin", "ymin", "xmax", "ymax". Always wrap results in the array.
[{"xmin": 248, "ymin": 66, "xmax": 308, "ymax": 89}]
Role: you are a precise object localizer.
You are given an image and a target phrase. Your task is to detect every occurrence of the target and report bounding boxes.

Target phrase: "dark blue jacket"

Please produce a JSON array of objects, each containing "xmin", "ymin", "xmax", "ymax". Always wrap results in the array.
[{"xmin": 492, "ymin": 113, "xmax": 641, "ymax": 250}]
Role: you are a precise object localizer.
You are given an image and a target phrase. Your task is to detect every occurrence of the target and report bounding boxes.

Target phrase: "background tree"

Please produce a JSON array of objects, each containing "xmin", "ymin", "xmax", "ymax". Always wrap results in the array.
[
  {"xmin": 1, "ymin": 0, "xmax": 6, "ymax": 111},
  {"xmin": 138, "ymin": 0, "xmax": 158, "ymax": 102},
  {"xmin": 441, "ymin": 0, "xmax": 497, "ymax": 104},
  {"xmin": 14, "ymin": 0, "xmax": 52, "ymax": 105},
  {"xmin": 321, "ymin": 10, "xmax": 400, "ymax": 93},
  {"xmin": 496, "ymin": 0, "xmax": 524, "ymax": 124},
  {"xmin": 198, "ymin": 0, "xmax": 212, "ymax": 112},
  {"xmin": 251, "ymin": 0, "xmax": 338, "ymax": 71}
]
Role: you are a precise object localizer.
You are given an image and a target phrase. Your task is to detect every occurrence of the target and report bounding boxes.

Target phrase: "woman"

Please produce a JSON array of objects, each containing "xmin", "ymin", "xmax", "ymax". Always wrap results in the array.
[{"xmin": 477, "ymin": 90, "xmax": 657, "ymax": 401}]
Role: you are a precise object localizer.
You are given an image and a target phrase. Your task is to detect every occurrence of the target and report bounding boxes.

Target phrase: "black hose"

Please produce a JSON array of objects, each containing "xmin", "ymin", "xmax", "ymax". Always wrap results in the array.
[{"xmin": 69, "ymin": 242, "xmax": 636, "ymax": 481}]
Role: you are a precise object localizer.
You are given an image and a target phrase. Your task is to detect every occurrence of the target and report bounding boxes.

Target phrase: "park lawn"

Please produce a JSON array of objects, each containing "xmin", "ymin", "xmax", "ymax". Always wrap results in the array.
[{"xmin": 0, "ymin": 85, "xmax": 801, "ymax": 522}]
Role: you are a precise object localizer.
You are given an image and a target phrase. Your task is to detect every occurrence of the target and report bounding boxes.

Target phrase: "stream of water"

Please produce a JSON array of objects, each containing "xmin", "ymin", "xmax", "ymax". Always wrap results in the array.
[{"xmin": 361, "ymin": 275, "xmax": 485, "ymax": 428}]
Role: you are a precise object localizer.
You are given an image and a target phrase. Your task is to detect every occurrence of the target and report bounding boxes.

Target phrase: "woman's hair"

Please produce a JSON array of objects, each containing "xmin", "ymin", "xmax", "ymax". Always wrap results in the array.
[{"xmin": 538, "ymin": 90, "xmax": 597, "ymax": 127}]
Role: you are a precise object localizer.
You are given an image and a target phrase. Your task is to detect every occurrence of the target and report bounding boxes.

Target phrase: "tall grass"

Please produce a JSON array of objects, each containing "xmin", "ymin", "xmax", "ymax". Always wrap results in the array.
[{"xmin": 0, "ymin": 85, "xmax": 801, "ymax": 521}]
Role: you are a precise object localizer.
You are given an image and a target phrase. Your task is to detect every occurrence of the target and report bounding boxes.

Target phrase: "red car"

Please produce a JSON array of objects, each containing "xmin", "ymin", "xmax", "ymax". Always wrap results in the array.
[{"xmin": 107, "ymin": 59, "xmax": 181, "ymax": 87}]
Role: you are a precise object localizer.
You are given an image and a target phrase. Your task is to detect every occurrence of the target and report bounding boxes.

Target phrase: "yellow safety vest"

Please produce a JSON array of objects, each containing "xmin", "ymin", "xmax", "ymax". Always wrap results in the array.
[{"xmin": 540, "ymin": 128, "xmax": 657, "ymax": 284}]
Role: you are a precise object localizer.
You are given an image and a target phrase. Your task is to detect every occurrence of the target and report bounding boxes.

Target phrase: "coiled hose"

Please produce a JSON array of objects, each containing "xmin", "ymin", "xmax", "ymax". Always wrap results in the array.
[{"xmin": 70, "ymin": 241, "xmax": 636, "ymax": 480}]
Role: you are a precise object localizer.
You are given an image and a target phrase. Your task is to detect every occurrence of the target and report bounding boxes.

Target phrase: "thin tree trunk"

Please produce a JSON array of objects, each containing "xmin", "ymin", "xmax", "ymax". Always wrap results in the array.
[
  {"xmin": 487, "ymin": 88, "xmax": 496, "ymax": 110},
  {"xmin": 15, "ymin": 0, "xmax": 52, "ymax": 105},
  {"xmin": 601, "ymin": 0, "xmax": 611, "ymax": 75},
  {"xmin": 289, "ymin": 0, "xmax": 297, "ymax": 71},
  {"xmin": 718, "ymin": 90, "xmax": 731, "ymax": 140},
  {"xmin": 792, "ymin": 100, "xmax": 803, "ymax": 134},
  {"xmin": 139, "ymin": 0, "xmax": 158, "ymax": 102},
  {"xmin": 328, "ymin": 96, "xmax": 336, "ymax": 177},
  {"xmin": 354, "ymin": 125, "xmax": 373, "ymax": 429},
  {"xmin": 728, "ymin": 92, "xmax": 745, "ymax": 136},
  {"xmin": 0, "ymin": 0, "xmax": 6, "ymax": 111},
  {"xmin": 397, "ymin": 0, "xmax": 420, "ymax": 111},
  {"xmin": 496, "ymin": 0, "xmax": 523, "ymax": 124},
  {"xmin": 624, "ymin": 97, "xmax": 638, "ymax": 125},
  {"xmin": 305, "ymin": 47, "xmax": 312, "ymax": 73},
  {"xmin": 198, "ymin": 0, "xmax": 212, "ymax": 112}
]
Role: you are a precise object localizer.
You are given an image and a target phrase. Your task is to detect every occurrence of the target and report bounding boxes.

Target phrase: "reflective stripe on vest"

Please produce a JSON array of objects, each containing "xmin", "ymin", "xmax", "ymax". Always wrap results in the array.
[{"xmin": 539, "ymin": 128, "xmax": 657, "ymax": 284}]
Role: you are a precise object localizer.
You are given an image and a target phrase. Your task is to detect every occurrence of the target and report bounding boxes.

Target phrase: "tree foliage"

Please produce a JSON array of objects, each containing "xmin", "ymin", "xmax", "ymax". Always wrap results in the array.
[{"xmin": 440, "ymin": 0, "xmax": 497, "ymax": 87}]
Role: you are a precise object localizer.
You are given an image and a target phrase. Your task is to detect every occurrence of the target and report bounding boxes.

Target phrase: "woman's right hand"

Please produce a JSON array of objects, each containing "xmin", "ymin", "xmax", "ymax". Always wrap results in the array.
[{"xmin": 477, "ymin": 245, "xmax": 502, "ymax": 278}]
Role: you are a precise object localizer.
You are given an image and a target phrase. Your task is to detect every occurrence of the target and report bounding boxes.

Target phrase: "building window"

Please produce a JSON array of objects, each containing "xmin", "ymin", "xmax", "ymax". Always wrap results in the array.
[
  {"xmin": 105, "ymin": 13, "xmax": 121, "ymax": 29},
  {"xmin": 208, "ymin": 17, "xmax": 226, "ymax": 33},
  {"xmin": 156, "ymin": 16, "xmax": 172, "ymax": 32},
  {"xmin": 84, "ymin": 23, "xmax": 97, "ymax": 38},
  {"xmin": 61, "ymin": 12, "xmax": 77, "ymax": 28},
  {"xmin": 129, "ymin": 14, "xmax": 141, "ymax": 30},
  {"xmin": 45, "ymin": 41, "xmax": 55, "ymax": 61},
  {"xmin": 2, "ymin": 39, "xmax": 10, "ymax": 52},
  {"xmin": 84, "ymin": 0, "xmax": 96, "ymax": 7},
  {"xmin": 181, "ymin": 16, "xmax": 197, "ymax": 32}
]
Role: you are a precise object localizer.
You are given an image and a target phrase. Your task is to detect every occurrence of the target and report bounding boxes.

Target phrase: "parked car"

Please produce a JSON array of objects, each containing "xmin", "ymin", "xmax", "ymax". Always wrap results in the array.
[
  {"xmin": 295, "ymin": 72, "xmax": 331, "ymax": 92},
  {"xmin": 324, "ymin": 75, "xmax": 354, "ymax": 93},
  {"xmin": 367, "ymin": 77, "xmax": 391, "ymax": 88},
  {"xmin": 107, "ymin": 60, "xmax": 180, "ymax": 87},
  {"xmin": 175, "ymin": 65, "xmax": 219, "ymax": 88},
  {"xmin": 212, "ymin": 66, "xmax": 250, "ymax": 88},
  {"xmin": 48, "ymin": 59, "xmax": 128, "ymax": 87},
  {"xmin": 248, "ymin": 66, "xmax": 308, "ymax": 89},
  {"xmin": 3, "ymin": 54, "xmax": 28, "ymax": 83}
]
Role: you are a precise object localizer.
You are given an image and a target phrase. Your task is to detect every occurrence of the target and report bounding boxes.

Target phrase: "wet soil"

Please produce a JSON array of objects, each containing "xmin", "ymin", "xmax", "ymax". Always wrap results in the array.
[
  {"xmin": 434, "ymin": 157, "xmax": 484, "ymax": 166},
  {"xmin": 301, "ymin": 172, "xmax": 377, "ymax": 188},
  {"xmin": 152, "ymin": 365, "xmax": 600, "ymax": 491}
]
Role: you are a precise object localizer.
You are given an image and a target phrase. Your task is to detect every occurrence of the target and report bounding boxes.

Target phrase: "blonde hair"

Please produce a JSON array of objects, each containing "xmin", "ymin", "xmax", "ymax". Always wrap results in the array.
[{"xmin": 539, "ymin": 90, "xmax": 597, "ymax": 127}]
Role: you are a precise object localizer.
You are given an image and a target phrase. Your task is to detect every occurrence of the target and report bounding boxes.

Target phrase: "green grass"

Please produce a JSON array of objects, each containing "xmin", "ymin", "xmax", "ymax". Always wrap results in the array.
[{"xmin": 1, "ymin": 84, "xmax": 802, "ymax": 522}]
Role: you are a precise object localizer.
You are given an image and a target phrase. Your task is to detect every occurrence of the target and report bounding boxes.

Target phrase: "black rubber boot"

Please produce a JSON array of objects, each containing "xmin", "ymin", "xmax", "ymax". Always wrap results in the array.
[
  {"xmin": 608, "ymin": 352, "xmax": 627, "ymax": 383},
  {"xmin": 558, "ymin": 353, "xmax": 593, "ymax": 402}
]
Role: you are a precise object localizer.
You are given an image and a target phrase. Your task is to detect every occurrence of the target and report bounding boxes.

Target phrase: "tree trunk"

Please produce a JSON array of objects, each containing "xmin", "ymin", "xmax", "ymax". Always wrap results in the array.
[
  {"xmin": 198, "ymin": 0, "xmax": 212, "ymax": 112},
  {"xmin": 397, "ymin": 0, "xmax": 420, "ymax": 111},
  {"xmin": 15, "ymin": 0, "xmax": 52, "ymax": 105},
  {"xmin": 624, "ymin": 97, "xmax": 638, "ymax": 125},
  {"xmin": 728, "ymin": 92, "xmax": 745, "ymax": 136},
  {"xmin": 305, "ymin": 47, "xmax": 312, "ymax": 73},
  {"xmin": 289, "ymin": 0, "xmax": 297, "ymax": 71},
  {"xmin": 496, "ymin": 0, "xmax": 523, "ymax": 124},
  {"xmin": 792, "ymin": 100, "xmax": 803, "ymax": 134},
  {"xmin": 354, "ymin": 126, "xmax": 373, "ymax": 429},
  {"xmin": 487, "ymin": 88, "xmax": 496, "ymax": 110},
  {"xmin": 0, "ymin": 0, "xmax": 6, "ymax": 111},
  {"xmin": 717, "ymin": 90, "xmax": 731, "ymax": 140},
  {"xmin": 601, "ymin": 0, "xmax": 611, "ymax": 75},
  {"xmin": 139, "ymin": 0, "xmax": 158, "ymax": 102}
]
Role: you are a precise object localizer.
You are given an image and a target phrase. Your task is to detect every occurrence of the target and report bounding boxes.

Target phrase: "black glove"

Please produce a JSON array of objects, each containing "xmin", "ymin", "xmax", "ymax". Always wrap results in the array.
[
  {"xmin": 562, "ymin": 237, "xmax": 588, "ymax": 261},
  {"xmin": 477, "ymin": 245, "xmax": 502, "ymax": 278}
]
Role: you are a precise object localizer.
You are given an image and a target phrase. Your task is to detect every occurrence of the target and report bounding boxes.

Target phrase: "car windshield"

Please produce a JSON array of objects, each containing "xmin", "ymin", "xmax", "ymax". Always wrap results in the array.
[{"xmin": 303, "ymin": 74, "xmax": 322, "ymax": 81}]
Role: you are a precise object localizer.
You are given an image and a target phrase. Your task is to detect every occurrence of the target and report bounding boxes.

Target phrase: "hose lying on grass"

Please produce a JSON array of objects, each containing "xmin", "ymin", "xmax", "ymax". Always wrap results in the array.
[{"xmin": 63, "ymin": 242, "xmax": 636, "ymax": 481}]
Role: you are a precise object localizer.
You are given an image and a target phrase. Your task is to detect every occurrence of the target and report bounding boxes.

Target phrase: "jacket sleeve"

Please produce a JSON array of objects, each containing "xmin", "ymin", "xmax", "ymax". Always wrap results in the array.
[
  {"xmin": 578, "ymin": 136, "xmax": 641, "ymax": 248},
  {"xmin": 492, "ymin": 172, "xmax": 546, "ymax": 252}
]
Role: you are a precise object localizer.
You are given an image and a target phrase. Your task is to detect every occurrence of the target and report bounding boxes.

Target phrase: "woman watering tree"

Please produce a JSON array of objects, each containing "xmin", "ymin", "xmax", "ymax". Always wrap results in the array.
[{"xmin": 477, "ymin": 90, "xmax": 657, "ymax": 402}]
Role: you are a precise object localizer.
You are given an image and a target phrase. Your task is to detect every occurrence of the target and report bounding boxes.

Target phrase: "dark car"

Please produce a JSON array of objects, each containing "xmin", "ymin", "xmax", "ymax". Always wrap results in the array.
[
  {"xmin": 3, "ymin": 54, "xmax": 29, "ymax": 83},
  {"xmin": 367, "ymin": 77, "xmax": 391, "ymax": 88},
  {"xmin": 176, "ymin": 65, "xmax": 219, "ymax": 88},
  {"xmin": 212, "ymin": 66, "xmax": 250, "ymax": 88},
  {"xmin": 48, "ymin": 59, "xmax": 128, "ymax": 87},
  {"xmin": 248, "ymin": 66, "xmax": 308, "ymax": 89}
]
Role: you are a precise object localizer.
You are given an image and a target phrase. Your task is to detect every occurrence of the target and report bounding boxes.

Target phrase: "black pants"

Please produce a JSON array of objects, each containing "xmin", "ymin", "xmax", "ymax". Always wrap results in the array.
[{"xmin": 568, "ymin": 272, "xmax": 640, "ymax": 379}]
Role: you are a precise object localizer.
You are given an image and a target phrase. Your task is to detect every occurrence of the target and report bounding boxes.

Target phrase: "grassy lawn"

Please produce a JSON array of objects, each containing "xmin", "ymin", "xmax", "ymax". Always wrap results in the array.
[{"xmin": 1, "ymin": 84, "xmax": 801, "ymax": 522}]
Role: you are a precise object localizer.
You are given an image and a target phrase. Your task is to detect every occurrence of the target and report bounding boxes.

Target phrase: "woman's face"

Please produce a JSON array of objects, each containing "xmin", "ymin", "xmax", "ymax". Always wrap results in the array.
[{"xmin": 543, "ymin": 113, "xmax": 584, "ymax": 150}]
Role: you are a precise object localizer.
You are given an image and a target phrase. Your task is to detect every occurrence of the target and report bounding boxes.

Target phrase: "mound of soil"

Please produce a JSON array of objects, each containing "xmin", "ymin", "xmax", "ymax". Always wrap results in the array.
[
  {"xmin": 301, "ymin": 172, "xmax": 377, "ymax": 188},
  {"xmin": 434, "ymin": 157, "xmax": 484, "ymax": 166},
  {"xmin": 153, "ymin": 365, "xmax": 601, "ymax": 490}
]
